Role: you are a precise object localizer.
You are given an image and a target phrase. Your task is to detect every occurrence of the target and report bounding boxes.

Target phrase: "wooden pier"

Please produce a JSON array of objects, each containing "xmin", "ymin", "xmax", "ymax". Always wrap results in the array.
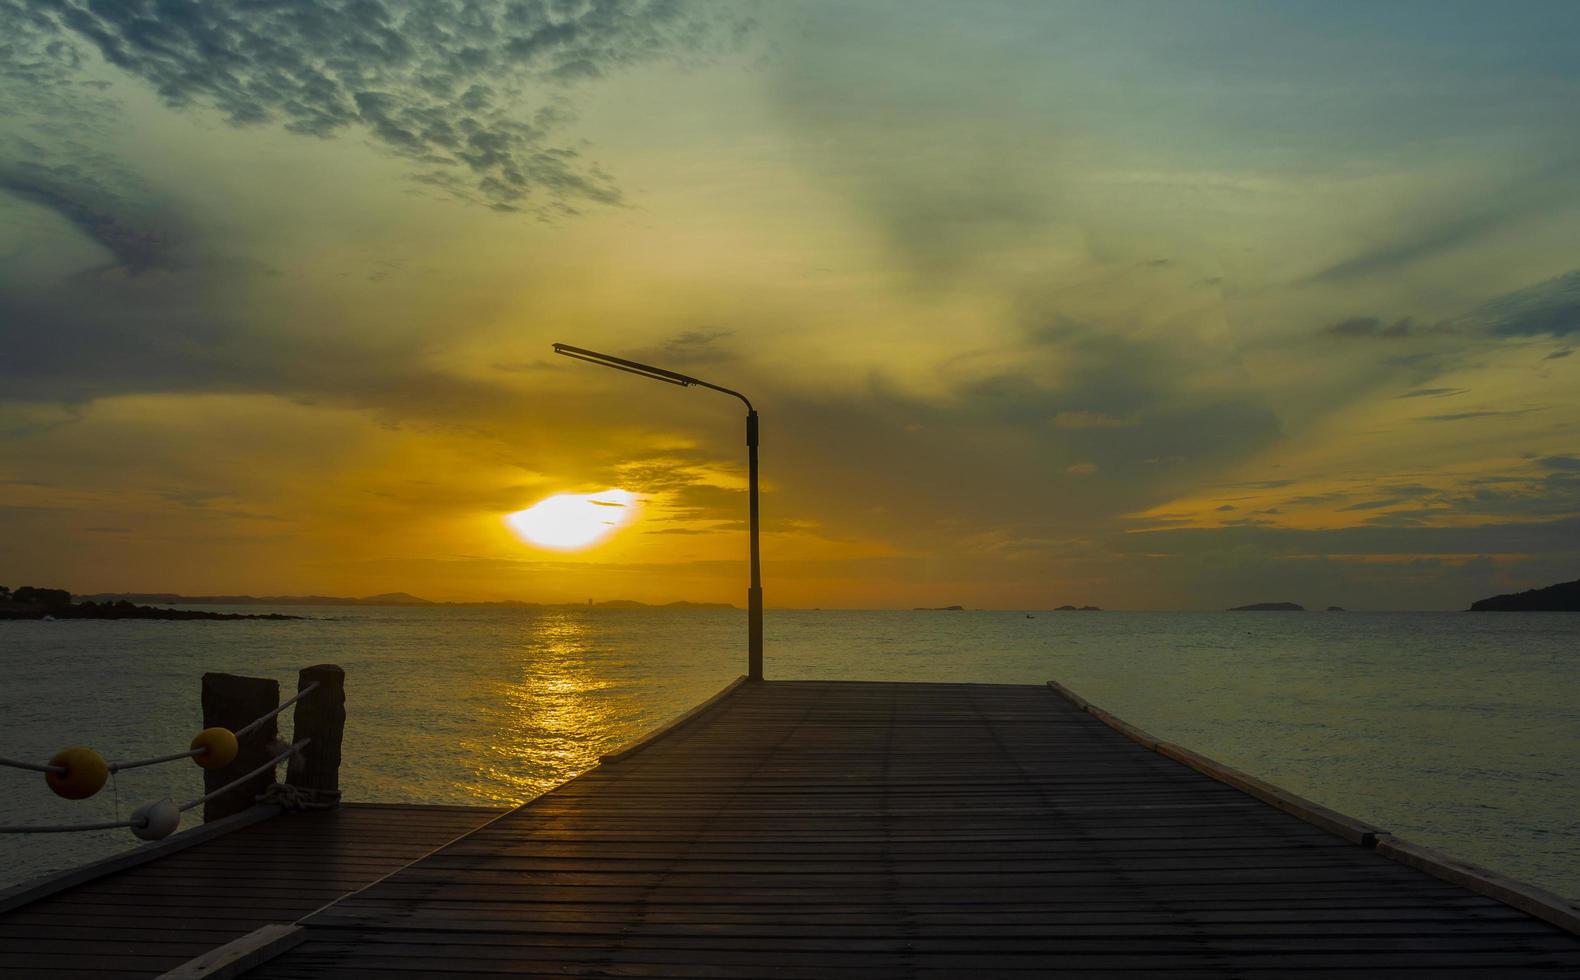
[
  {"xmin": 5, "ymin": 679, "xmax": 1579, "ymax": 978},
  {"xmin": 240, "ymin": 680, "xmax": 1578, "ymax": 978}
]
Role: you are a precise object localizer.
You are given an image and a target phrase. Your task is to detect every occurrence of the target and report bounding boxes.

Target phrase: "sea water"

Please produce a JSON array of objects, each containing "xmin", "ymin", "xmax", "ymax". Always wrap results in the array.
[{"xmin": 1, "ymin": 608, "xmax": 1576, "ymax": 900}]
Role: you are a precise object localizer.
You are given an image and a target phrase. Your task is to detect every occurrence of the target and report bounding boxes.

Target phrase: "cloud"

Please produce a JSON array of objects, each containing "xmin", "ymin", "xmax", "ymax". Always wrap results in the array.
[
  {"xmin": 1397, "ymin": 387, "xmax": 1465, "ymax": 399},
  {"xmin": 1339, "ymin": 497, "xmax": 1410, "ymax": 512},
  {"xmin": 1470, "ymin": 269, "xmax": 1580, "ymax": 337},
  {"xmin": 1538, "ymin": 454, "xmax": 1580, "ymax": 472},
  {"xmin": 0, "ymin": 159, "xmax": 176, "ymax": 273},
  {"xmin": 1320, "ymin": 315, "xmax": 1419, "ymax": 339},
  {"xmin": 12, "ymin": 0, "xmax": 746, "ymax": 214},
  {"xmin": 1416, "ymin": 408, "xmax": 1541, "ymax": 423},
  {"xmin": 1123, "ymin": 515, "xmax": 1580, "ymax": 559},
  {"xmin": 1065, "ymin": 462, "xmax": 1098, "ymax": 475},
  {"xmin": 1308, "ymin": 163, "xmax": 1580, "ymax": 284},
  {"xmin": 1050, "ymin": 410, "xmax": 1135, "ymax": 429},
  {"xmin": 633, "ymin": 329, "xmax": 737, "ymax": 367},
  {"xmin": 1313, "ymin": 211, "xmax": 1521, "ymax": 283}
]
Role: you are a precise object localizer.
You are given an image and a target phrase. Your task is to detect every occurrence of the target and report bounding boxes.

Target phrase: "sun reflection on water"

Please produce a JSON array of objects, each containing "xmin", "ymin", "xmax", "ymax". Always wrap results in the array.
[{"xmin": 455, "ymin": 611, "xmax": 621, "ymax": 805}]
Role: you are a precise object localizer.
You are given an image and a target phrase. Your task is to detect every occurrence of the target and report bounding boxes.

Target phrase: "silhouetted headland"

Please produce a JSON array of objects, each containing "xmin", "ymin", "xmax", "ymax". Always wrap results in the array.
[
  {"xmin": 1327, "ymin": 606, "xmax": 1346, "ymax": 612},
  {"xmin": 0, "ymin": 586, "xmax": 299, "ymax": 621},
  {"xmin": 1228, "ymin": 601, "xmax": 1306, "ymax": 611},
  {"xmin": 1054, "ymin": 604, "xmax": 1102, "ymax": 611},
  {"xmin": 913, "ymin": 604, "xmax": 965, "ymax": 611},
  {"xmin": 1469, "ymin": 577, "xmax": 1580, "ymax": 611}
]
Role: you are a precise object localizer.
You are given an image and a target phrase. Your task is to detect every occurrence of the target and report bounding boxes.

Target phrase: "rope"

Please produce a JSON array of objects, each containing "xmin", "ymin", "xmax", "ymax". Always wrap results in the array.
[
  {"xmin": 178, "ymin": 739, "xmax": 308, "ymax": 812},
  {"xmin": 0, "ymin": 681, "xmax": 321, "ymax": 775},
  {"xmin": 0, "ymin": 818, "xmax": 135, "ymax": 834},
  {"xmin": 0, "ymin": 740, "xmax": 308, "ymax": 833},
  {"xmin": 234, "ymin": 682, "xmax": 320, "ymax": 738},
  {"xmin": 256, "ymin": 781, "xmax": 314, "ymax": 811},
  {"xmin": 109, "ymin": 748, "xmax": 204, "ymax": 774},
  {"xmin": 0, "ymin": 756, "xmax": 66, "ymax": 775}
]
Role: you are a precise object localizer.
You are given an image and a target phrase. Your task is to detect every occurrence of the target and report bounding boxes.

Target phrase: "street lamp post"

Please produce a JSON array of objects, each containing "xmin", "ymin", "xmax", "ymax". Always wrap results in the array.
[{"xmin": 552, "ymin": 343, "xmax": 763, "ymax": 682}]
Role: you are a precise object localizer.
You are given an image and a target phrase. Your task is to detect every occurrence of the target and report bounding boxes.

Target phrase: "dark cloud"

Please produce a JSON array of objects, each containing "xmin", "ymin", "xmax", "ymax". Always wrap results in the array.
[
  {"xmin": 1471, "ymin": 269, "xmax": 1580, "ymax": 337},
  {"xmin": 649, "ymin": 483, "xmax": 746, "ymax": 523},
  {"xmin": 1285, "ymin": 492, "xmax": 1349, "ymax": 506},
  {"xmin": 1398, "ymin": 387, "xmax": 1465, "ymax": 399},
  {"xmin": 0, "ymin": 159, "xmax": 176, "ymax": 273},
  {"xmin": 1339, "ymin": 498, "xmax": 1409, "ymax": 512},
  {"xmin": 1121, "ymin": 515, "xmax": 1580, "ymax": 559},
  {"xmin": 1320, "ymin": 315, "xmax": 1418, "ymax": 339},
  {"xmin": 10, "ymin": 0, "xmax": 746, "ymax": 214},
  {"xmin": 1538, "ymin": 454, "xmax": 1580, "ymax": 472},
  {"xmin": 634, "ymin": 329, "xmax": 737, "ymax": 367},
  {"xmin": 1416, "ymin": 408, "xmax": 1540, "ymax": 423},
  {"xmin": 1443, "ymin": 468, "xmax": 1580, "ymax": 519},
  {"xmin": 1308, "ymin": 163, "xmax": 1580, "ymax": 284},
  {"xmin": 1310, "ymin": 271, "xmax": 1580, "ymax": 372},
  {"xmin": 1313, "ymin": 211, "xmax": 1520, "ymax": 283},
  {"xmin": 1545, "ymin": 348, "xmax": 1573, "ymax": 360}
]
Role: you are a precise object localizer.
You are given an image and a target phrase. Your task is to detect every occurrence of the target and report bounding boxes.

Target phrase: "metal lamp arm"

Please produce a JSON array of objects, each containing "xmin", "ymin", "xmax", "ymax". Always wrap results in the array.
[{"xmin": 551, "ymin": 340, "xmax": 763, "ymax": 680}]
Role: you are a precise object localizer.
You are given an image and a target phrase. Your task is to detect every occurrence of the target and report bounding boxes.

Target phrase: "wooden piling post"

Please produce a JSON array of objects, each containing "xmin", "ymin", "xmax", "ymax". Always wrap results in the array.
[
  {"xmin": 200, "ymin": 672, "xmax": 280, "ymax": 822},
  {"xmin": 285, "ymin": 664, "xmax": 345, "ymax": 807}
]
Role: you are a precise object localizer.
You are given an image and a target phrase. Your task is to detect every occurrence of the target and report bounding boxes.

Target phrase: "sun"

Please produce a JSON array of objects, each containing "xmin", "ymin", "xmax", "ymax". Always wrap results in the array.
[{"xmin": 505, "ymin": 489, "xmax": 639, "ymax": 550}]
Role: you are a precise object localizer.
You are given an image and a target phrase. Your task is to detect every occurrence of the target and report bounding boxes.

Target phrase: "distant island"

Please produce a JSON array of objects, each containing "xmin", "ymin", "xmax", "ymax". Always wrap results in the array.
[
  {"xmin": 1468, "ymin": 578, "xmax": 1580, "ymax": 612},
  {"xmin": 1, "ymin": 586, "xmax": 299, "ymax": 621},
  {"xmin": 1228, "ymin": 602, "xmax": 1305, "ymax": 611},
  {"xmin": 1053, "ymin": 605, "xmax": 1102, "ymax": 612},
  {"xmin": 914, "ymin": 605, "xmax": 965, "ymax": 611},
  {"xmin": 75, "ymin": 591, "xmax": 734, "ymax": 610},
  {"xmin": 1326, "ymin": 606, "xmax": 1346, "ymax": 612}
]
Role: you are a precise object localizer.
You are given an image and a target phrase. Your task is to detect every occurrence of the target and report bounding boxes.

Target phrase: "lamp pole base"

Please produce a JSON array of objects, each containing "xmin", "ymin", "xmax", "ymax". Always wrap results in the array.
[{"xmin": 747, "ymin": 586, "xmax": 763, "ymax": 681}]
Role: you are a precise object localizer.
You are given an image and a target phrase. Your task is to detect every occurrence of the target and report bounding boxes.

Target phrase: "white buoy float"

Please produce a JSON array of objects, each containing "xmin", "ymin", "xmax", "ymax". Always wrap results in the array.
[{"xmin": 130, "ymin": 798, "xmax": 181, "ymax": 841}]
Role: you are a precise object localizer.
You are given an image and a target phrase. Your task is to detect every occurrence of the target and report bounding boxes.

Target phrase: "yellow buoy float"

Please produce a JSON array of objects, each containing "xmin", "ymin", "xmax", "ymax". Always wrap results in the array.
[
  {"xmin": 190, "ymin": 727, "xmax": 238, "ymax": 769},
  {"xmin": 44, "ymin": 746, "xmax": 109, "ymax": 799}
]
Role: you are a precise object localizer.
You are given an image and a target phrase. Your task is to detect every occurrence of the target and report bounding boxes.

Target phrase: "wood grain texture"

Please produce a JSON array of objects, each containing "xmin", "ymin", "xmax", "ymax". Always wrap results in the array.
[
  {"xmin": 0, "ymin": 804, "xmax": 501, "ymax": 979},
  {"xmin": 244, "ymin": 681, "xmax": 1580, "ymax": 978}
]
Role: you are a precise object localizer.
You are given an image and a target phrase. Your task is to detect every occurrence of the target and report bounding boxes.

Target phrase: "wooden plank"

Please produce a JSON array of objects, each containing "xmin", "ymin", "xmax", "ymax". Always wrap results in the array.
[
  {"xmin": 0, "ymin": 804, "xmax": 502, "ymax": 980},
  {"xmin": 0, "ymin": 805, "xmax": 283, "ymax": 914},
  {"xmin": 156, "ymin": 924, "xmax": 305, "ymax": 980},
  {"xmin": 598, "ymin": 675, "xmax": 749, "ymax": 763},
  {"xmin": 1376, "ymin": 835, "xmax": 1580, "ymax": 935},
  {"xmin": 1044, "ymin": 677, "xmax": 1388, "ymax": 846}
]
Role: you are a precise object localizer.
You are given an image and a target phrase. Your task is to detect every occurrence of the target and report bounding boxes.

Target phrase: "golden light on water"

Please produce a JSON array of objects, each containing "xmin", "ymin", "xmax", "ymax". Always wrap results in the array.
[
  {"xmin": 457, "ymin": 612, "xmax": 620, "ymax": 805},
  {"xmin": 505, "ymin": 489, "xmax": 639, "ymax": 550}
]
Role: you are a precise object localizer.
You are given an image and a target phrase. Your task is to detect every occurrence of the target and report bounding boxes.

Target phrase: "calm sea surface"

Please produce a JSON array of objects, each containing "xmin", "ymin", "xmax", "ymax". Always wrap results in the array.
[{"xmin": 2, "ymin": 608, "xmax": 1577, "ymax": 900}]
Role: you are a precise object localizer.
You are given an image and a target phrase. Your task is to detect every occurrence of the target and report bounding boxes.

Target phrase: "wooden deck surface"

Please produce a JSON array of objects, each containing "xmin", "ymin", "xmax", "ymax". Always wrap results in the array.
[
  {"xmin": 0, "ymin": 803, "xmax": 501, "ymax": 978},
  {"xmin": 244, "ymin": 681, "xmax": 1580, "ymax": 978}
]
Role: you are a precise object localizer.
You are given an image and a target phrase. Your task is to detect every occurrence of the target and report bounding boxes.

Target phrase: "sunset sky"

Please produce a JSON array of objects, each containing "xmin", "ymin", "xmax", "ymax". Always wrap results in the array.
[{"xmin": 3, "ymin": 0, "xmax": 1578, "ymax": 609}]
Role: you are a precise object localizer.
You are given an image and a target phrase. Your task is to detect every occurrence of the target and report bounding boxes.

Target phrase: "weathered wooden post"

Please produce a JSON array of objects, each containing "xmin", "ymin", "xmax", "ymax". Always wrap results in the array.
[
  {"xmin": 285, "ymin": 664, "xmax": 345, "ymax": 807},
  {"xmin": 200, "ymin": 672, "xmax": 279, "ymax": 822}
]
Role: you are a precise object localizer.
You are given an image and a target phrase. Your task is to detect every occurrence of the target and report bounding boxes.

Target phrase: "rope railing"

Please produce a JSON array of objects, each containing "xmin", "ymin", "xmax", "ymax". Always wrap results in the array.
[
  {"xmin": 0, "ymin": 681, "xmax": 321, "ymax": 779},
  {"xmin": 0, "ymin": 679, "xmax": 326, "ymax": 841},
  {"xmin": 0, "ymin": 740, "xmax": 310, "ymax": 838},
  {"xmin": 109, "ymin": 748, "xmax": 205, "ymax": 774},
  {"xmin": 0, "ymin": 756, "xmax": 67, "ymax": 775},
  {"xmin": 235, "ymin": 681, "xmax": 319, "ymax": 738}
]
